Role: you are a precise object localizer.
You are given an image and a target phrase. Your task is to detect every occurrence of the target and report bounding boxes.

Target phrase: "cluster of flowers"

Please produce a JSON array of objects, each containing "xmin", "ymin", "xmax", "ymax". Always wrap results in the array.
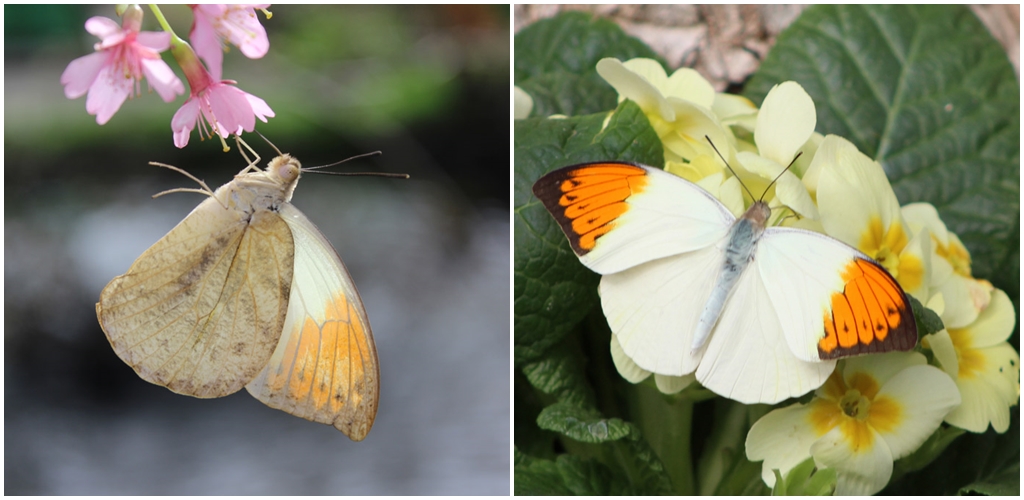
[
  {"xmin": 60, "ymin": 4, "xmax": 274, "ymax": 149},
  {"xmin": 515, "ymin": 58, "xmax": 1019, "ymax": 495}
]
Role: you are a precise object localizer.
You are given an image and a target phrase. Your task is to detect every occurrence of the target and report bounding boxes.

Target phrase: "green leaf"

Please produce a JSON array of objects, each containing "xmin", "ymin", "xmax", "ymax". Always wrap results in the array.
[
  {"xmin": 519, "ymin": 402, "xmax": 673, "ymax": 495},
  {"xmin": 514, "ymin": 456, "xmax": 576, "ymax": 495},
  {"xmin": 909, "ymin": 293, "xmax": 944, "ymax": 337},
  {"xmin": 745, "ymin": 5, "xmax": 1020, "ymax": 298},
  {"xmin": 514, "ymin": 11, "xmax": 663, "ymax": 117},
  {"xmin": 514, "ymin": 100, "xmax": 662, "ymax": 365},
  {"xmin": 771, "ymin": 458, "xmax": 837, "ymax": 496},
  {"xmin": 959, "ymin": 462, "xmax": 1020, "ymax": 496},
  {"xmin": 521, "ymin": 335, "xmax": 597, "ymax": 408},
  {"xmin": 536, "ymin": 402, "xmax": 632, "ymax": 443}
]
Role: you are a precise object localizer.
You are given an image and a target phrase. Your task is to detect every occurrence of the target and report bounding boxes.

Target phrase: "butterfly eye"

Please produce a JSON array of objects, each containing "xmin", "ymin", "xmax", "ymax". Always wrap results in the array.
[{"xmin": 271, "ymin": 156, "xmax": 301, "ymax": 183}]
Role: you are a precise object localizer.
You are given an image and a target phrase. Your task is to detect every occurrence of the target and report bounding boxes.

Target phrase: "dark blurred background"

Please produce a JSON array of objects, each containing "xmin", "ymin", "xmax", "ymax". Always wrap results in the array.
[{"xmin": 5, "ymin": 4, "xmax": 509, "ymax": 495}]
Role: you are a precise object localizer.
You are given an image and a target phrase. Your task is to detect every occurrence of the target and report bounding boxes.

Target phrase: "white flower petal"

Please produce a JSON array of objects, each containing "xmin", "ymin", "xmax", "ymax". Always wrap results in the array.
[
  {"xmin": 610, "ymin": 334, "xmax": 650, "ymax": 383},
  {"xmin": 654, "ymin": 373, "xmax": 695, "ymax": 394},
  {"xmin": 661, "ymin": 67, "xmax": 715, "ymax": 108},
  {"xmin": 661, "ymin": 98, "xmax": 733, "ymax": 165},
  {"xmin": 596, "ymin": 58, "xmax": 675, "ymax": 121},
  {"xmin": 816, "ymin": 136, "xmax": 906, "ymax": 251},
  {"xmin": 755, "ymin": 81, "xmax": 816, "ymax": 166},
  {"xmin": 745, "ymin": 403, "xmax": 819, "ymax": 488},
  {"xmin": 945, "ymin": 350, "xmax": 1018, "ymax": 434},
  {"xmin": 811, "ymin": 425, "xmax": 893, "ymax": 496},
  {"xmin": 966, "ymin": 288, "xmax": 1016, "ymax": 347},
  {"xmin": 898, "ymin": 225, "xmax": 932, "ymax": 302},
  {"xmin": 513, "ymin": 86, "xmax": 533, "ymax": 119},
  {"xmin": 734, "ymin": 151, "xmax": 818, "ymax": 219},
  {"xmin": 842, "ymin": 351, "xmax": 926, "ymax": 389},
  {"xmin": 937, "ymin": 274, "xmax": 980, "ymax": 329},
  {"xmin": 713, "ymin": 92, "xmax": 758, "ymax": 132},
  {"xmin": 872, "ymin": 364, "xmax": 960, "ymax": 458},
  {"xmin": 926, "ymin": 330, "xmax": 960, "ymax": 379}
]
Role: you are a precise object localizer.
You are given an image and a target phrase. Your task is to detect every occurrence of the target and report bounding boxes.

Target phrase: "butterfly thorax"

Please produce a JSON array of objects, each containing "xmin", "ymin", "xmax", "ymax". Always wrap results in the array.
[{"xmin": 217, "ymin": 155, "xmax": 302, "ymax": 215}]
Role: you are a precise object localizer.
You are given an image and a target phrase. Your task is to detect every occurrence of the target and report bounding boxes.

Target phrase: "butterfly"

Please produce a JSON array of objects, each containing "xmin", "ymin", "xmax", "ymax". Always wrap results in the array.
[
  {"xmin": 96, "ymin": 149, "xmax": 381, "ymax": 440},
  {"xmin": 532, "ymin": 161, "xmax": 918, "ymax": 404}
]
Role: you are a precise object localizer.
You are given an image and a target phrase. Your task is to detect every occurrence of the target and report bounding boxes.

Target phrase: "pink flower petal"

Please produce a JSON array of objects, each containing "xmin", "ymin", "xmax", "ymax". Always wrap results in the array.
[
  {"xmin": 243, "ymin": 92, "xmax": 274, "ymax": 122},
  {"xmin": 171, "ymin": 98, "xmax": 201, "ymax": 148},
  {"xmin": 227, "ymin": 9, "xmax": 269, "ymax": 59},
  {"xmin": 189, "ymin": 13, "xmax": 224, "ymax": 81},
  {"xmin": 135, "ymin": 31, "xmax": 172, "ymax": 52},
  {"xmin": 86, "ymin": 66, "xmax": 132, "ymax": 125},
  {"xmin": 141, "ymin": 58, "xmax": 185, "ymax": 102},
  {"xmin": 207, "ymin": 84, "xmax": 256, "ymax": 134},
  {"xmin": 61, "ymin": 51, "xmax": 107, "ymax": 99},
  {"xmin": 84, "ymin": 17, "xmax": 120, "ymax": 39}
]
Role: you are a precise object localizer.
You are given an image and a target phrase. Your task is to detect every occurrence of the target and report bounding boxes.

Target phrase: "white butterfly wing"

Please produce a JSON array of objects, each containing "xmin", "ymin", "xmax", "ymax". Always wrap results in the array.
[
  {"xmin": 695, "ymin": 260, "xmax": 837, "ymax": 404},
  {"xmin": 599, "ymin": 244, "xmax": 723, "ymax": 376},
  {"xmin": 532, "ymin": 162, "xmax": 735, "ymax": 274},
  {"xmin": 245, "ymin": 203, "xmax": 379, "ymax": 441}
]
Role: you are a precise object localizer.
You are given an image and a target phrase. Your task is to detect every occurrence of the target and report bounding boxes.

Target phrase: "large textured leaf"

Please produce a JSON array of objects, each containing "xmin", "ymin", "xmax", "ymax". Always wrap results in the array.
[
  {"xmin": 514, "ymin": 100, "xmax": 662, "ymax": 366},
  {"xmin": 745, "ymin": 5, "xmax": 1019, "ymax": 298},
  {"xmin": 514, "ymin": 11, "xmax": 663, "ymax": 117},
  {"xmin": 524, "ymin": 402, "xmax": 673, "ymax": 495}
]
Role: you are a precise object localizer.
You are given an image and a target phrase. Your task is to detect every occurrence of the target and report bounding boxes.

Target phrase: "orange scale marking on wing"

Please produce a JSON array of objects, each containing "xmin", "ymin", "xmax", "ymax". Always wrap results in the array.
[
  {"xmin": 532, "ymin": 163, "xmax": 648, "ymax": 255},
  {"xmin": 818, "ymin": 258, "xmax": 918, "ymax": 359}
]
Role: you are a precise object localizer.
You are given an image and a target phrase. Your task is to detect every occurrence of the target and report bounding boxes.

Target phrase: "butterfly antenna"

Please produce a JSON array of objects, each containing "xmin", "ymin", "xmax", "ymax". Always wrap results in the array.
[
  {"xmin": 764, "ymin": 151, "xmax": 803, "ymax": 194},
  {"xmin": 303, "ymin": 151, "xmax": 409, "ymax": 179},
  {"xmin": 705, "ymin": 135, "xmax": 755, "ymax": 201},
  {"xmin": 254, "ymin": 129, "xmax": 285, "ymax": 157}
]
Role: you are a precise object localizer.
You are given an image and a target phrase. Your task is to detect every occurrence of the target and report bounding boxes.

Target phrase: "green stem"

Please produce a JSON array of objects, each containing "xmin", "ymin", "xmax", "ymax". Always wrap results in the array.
[
  {"xmin": 631, "ymin": 384, "xmax": 695, "ymax": 495},
  {"xmin": 147, "ymin": 4, "xmax": 175, "ymax": 36}
]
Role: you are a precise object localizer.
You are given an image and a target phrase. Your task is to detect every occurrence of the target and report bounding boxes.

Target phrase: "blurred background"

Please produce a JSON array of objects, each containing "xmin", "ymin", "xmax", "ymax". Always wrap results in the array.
[{"xmin": 5, "ymin": 4, "xmax": 509, "ymax": 495}]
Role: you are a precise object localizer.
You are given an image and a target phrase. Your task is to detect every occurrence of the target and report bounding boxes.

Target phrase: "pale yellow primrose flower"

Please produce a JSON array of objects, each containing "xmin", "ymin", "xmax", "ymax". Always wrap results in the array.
[
  {"xmin": 812, "ymin": 135, "xmax": 931, "ymax": 302},
  {"xmin": 733, "ymin": 81, "xmax": 820, "ymax": 222},
  {"xmin": 924, "ymin": 287, "xmax": 1020, "ymax": 433},
  {"xmin": 595, "ymin": 57, "xmax": 735, "ymax": 166},
  {"xmin": 746, "ymin": 352, "xmax": 960, "ymax": 495},
  {"xmin": 902, "ymin": 203, "xmax": 992, "ymax": 328},
  {"xmin": 514, "ymin": 86, "xmax": 533, "ymax": 119}
]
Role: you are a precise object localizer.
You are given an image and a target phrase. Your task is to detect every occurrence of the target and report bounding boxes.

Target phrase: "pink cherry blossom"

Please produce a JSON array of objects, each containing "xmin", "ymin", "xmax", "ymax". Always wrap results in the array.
[
  {"xmin": 60, "ymin": 15, "xmax": 184, "ymax": 125},
  {"xmin": 189, "ymin": 4, "xmax": 270, "ymax": 81},
  {"xmin": 171, "ymin": 75, "xmax": 274, "ymax": 148}
]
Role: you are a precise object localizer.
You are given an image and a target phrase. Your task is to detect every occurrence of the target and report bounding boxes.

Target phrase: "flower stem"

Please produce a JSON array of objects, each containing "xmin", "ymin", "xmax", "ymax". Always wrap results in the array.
[
  {"xmin": 631, "ymin": 384, "xmax": 695, "ymax": 494},
  {"xmin": 147, "ymin": 4, "xmax": 176, "ymax": 37}
]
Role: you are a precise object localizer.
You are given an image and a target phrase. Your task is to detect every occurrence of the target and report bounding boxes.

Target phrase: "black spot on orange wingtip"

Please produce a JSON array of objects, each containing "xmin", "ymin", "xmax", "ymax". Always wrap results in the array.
[{"xmin": 817, "ymin": 257, "xmax": 919, "ymax": 360}]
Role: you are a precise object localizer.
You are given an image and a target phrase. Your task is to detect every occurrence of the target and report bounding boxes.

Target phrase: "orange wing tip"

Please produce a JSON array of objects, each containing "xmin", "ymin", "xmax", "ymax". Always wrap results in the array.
[
  {"xmin": 818, "ymin": 257, "xmax": 918, "ymax": 360},
  {"xmin": 532, "ymin": 162, "xmax": 648, "ymax": 256}
]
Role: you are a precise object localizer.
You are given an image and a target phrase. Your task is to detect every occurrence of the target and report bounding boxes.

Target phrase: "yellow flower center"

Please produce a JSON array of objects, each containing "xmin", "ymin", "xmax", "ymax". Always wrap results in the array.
[
  {"xmin": 859, "ymin": 217, "xmax": 923, "ymax": 291},
  {"xmin": 934, "ymin": 237, "xmax": 972, "ymax": 277},
  {"xmin": 948, "ymin": 327, "xmax": 984, "ymax": 379},
  {"xmin": 807, "ymin": 369, "xmax": 903, "ymax": 454}
]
